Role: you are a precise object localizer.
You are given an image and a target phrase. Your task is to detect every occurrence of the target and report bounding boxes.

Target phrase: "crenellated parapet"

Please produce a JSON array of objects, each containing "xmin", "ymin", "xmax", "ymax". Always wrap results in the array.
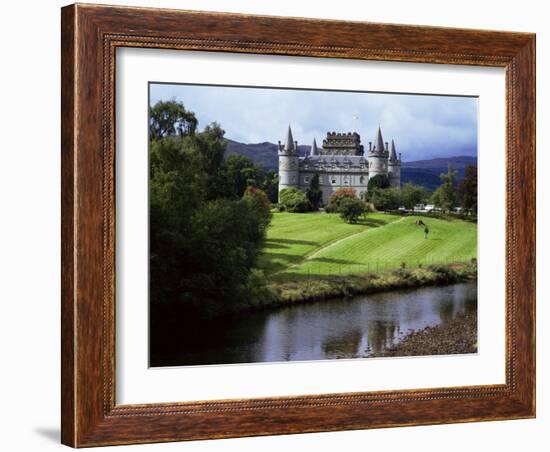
[
  {"xmin": 277, "ymin": 123, "xmax": 402, "ymax": 204},
  {"xmin": 321, "ymin": 131, "xmax": 364, "ymax": 156}
]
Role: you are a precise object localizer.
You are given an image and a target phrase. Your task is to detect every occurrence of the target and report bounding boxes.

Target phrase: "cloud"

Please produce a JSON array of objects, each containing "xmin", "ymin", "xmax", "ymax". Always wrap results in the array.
[{"xmin": 150, "ymin": 83, "xmax": 477, "ymax": 161}]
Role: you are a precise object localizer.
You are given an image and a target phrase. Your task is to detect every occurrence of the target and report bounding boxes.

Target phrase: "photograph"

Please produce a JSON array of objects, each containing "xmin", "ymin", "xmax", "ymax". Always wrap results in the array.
[{"xmin": 148, "ymin": 83, "xmax": 479, "ymax": 367}]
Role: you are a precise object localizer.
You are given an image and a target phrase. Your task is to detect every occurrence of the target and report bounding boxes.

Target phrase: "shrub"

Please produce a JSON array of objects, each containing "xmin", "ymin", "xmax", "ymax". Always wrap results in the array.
[
  {"xmin": 426, "ymin": 264, "xmax": 459, "ymax": 284},
  {"xmin": 339, "ymin": 197, "xmax": 367, "ymax": 223},
  {"xmin": 278, "ymin": 188, "xmax": 310, "ymax": 213},
  {"xmin": 326, "ymin": 187, "xmax": 357, "ymax": 213}
]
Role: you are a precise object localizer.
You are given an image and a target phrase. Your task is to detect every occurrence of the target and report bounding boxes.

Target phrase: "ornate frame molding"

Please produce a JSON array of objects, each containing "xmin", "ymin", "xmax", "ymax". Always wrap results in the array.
[{"xmin": 61, "ymin": 4, "xmax": 535, "ymax": 447}]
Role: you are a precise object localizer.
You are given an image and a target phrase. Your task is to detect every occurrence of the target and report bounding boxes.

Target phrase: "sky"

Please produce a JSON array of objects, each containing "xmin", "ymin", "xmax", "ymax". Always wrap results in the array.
[{"xmin": 150, "ymin": 83, "xmax": 478, "ymax": 161}]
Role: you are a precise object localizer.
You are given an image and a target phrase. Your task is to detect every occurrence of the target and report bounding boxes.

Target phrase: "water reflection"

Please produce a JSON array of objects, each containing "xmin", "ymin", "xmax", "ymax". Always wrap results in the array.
[{"xmin": 151, "ymin": 282, "xmax": 477, "ymax": 367}]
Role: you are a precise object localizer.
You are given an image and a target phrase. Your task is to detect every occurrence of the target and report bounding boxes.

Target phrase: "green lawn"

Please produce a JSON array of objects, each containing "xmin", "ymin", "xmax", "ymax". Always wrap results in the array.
[{"xmin": 259, "ymin": 211, "xmax": 477, "ymax": 282}]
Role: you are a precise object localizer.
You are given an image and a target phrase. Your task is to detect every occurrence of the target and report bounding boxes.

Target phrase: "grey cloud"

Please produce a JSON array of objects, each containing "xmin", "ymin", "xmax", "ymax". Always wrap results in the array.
[{"xmin": 150, "ymin": 83, "xmax": 477, "ymax": 161}]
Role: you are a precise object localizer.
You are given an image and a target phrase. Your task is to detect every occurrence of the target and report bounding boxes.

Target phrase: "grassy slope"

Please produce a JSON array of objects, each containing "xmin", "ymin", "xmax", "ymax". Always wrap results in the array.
[
  {"xmin": 260, "ymin": 212, "xmax": 477, "ymax": 283},
  {"xmin": 257, "ymin": 212, "xmax": 399, "ymax": 276}
]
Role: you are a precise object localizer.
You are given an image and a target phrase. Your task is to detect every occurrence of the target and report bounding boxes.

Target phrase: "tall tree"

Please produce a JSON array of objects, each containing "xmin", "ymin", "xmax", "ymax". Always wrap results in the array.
[
  {"xmin": 367, "ymin": 174, "xmax": 390, "ymax": 192},
  {"xmin": 148, "ymin": 101, "xmax": 272, "ymax": 315},
  {"xmin": 458, "ymin": 165, "xmax": 478, "ymax": 214},
  {"xmin": 306, "ymin": 174, "xmax": 323, "ymax": 211},
  {"xmin": 149, "ymin": 99, "xmax": 198, "ymax": 140},
  {"xmin": 222, "ymin": 155, "xmax": 259, "ymax": 198},
  {"xmin": 369, "ymin": 187, "xmax": 402, "ymax": 211},
  {"xmin": 400, "ymin": 182, "xmax": 429, "ymax": 210},
  {"xmin": 432, "ymin": 164, "xmax": 458, "ymax": 211}
]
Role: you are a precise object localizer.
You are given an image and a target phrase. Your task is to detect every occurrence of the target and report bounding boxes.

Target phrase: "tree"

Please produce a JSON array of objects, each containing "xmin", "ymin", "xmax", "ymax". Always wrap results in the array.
[
  {"xmin": 306, "ymin": 174, "xmax": 323, "ymax": 211},
  {"xmin": 401, "ymin": 182, "xmax": 429, "ymax": 210},
  {"xmin": 369, "ymin": 187, "xmax": 402, "ymax": 211},
  {"xmin": 432, "ymin": 164, "xmax": 458, "ymax": 211},
  {"xmin": 149, "ymin": 102, "xmax": 273, "ymax": 316},
  {"xmin": 262, "ymin": 170, "xmax": 279, "ymax": 204},
  {"xmin": 149, "ymin": 99, "xmax": 198, "ymax": 140},
  {"xmin": 326, "ymin": 187, "xmax": 357, "ymax": 213},
  {"xmin": 458, "ymin": 165, "xmax": 477, "ymax": 214},
  {"xmin": 193, "ymin": 122, "xmax": 228, "ymax": 200},
  {"xmin": 367, "ymin": 174, "xmax": 390, "ymax": 191},
  {"xmin": 278, "ymin": 188, "xmax": 309, "ymax": 213},
  {"xmin": 339, "ymin": 197, "xmax": 367, "ymax": 224},
  {"xmin": 222, "ymin": 155, "xmax": 258, "ymax": 199},
  {"xmin": 243, "ymin": 186, "xmax": 273, "ymax": 232}
]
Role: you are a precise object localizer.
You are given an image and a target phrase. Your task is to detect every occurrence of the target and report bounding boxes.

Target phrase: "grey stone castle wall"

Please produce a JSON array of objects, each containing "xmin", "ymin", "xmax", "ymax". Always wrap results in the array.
[{"xmin": 277, "ymin": 127, "xmax": 401, "ymax": 204}]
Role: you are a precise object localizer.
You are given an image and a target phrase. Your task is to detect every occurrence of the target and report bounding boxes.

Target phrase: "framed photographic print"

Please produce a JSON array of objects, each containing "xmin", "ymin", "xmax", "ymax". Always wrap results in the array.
[{"xmin": 61, "ymin": 3, "xmax": 536, "ymax": 447}]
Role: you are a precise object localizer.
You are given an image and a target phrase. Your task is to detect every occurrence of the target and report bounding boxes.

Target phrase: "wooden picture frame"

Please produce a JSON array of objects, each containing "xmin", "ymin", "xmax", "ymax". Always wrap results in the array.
[{"xmin": 61, "ymin": 3, "xmax": 535, "ymax": 447}]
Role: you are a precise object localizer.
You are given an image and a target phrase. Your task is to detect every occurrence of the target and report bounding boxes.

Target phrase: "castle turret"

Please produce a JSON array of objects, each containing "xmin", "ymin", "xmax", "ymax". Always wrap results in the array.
[
  {"xmin": 388, "ymin": 139, "xmax": 401, "ymax": 188},
  {"xmin": 278, "ymin": 125, "xmax": 299, "ymax": 198},
  {"xmin": 368, "ymin": 126, "xmax": 389, "ymax": 182},
  {"xmin": 310, "ymin": 138, "xmax": 319, "ymax": 156}
]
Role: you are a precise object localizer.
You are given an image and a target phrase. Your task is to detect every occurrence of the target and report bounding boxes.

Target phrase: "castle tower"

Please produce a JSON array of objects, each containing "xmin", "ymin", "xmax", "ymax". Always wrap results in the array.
[
  {"xmin": 388, "ymin": 139, "xmax": 401, "ymax": 188},
  {"xmin": 310, "ymin": 138, "xmax": 319, "ymax": 156},
  {"xmin": 278, "ymin": 125, "xmax": 299, "ymax": 198},
  {"xmin": 368, "ymin": 126, "xmax": 389, "ymax": 181}
]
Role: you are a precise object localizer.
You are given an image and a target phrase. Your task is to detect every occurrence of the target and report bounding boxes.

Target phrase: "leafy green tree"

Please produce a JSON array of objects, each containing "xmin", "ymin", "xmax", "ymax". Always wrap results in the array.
[
  {"xmin": 278, "ymin": 188, "xmax": 310, "ymax": 213},
  {"xmin": 220, "ymin": 155, "xmax": 278, "ymax": 202},
  {"xmin": 369, "ymin": 187, "xmax": 402, "ymax": 211},
  {"xmin": 148, "ymin": 101, "xmax": 272, "ymax": 316},
  {"xmin": 458, "ymin": 165, "xmax": 477, "ymax": 214},
  {"xmin": 339, "ymin": 197, "xmax": 367, "ymax": 223},
  {"xmin": 149, "ymin": 99, "xmax": 198, "ymax": 140},
  {"xmin": 306, "ymin": 174, "xmax": 323, "ymax": 211},
  {"xmin": 326, "ymin": 187, "xmax": 357, "ymax": 213},
  {"xmin": 367, "ymin": 174, "xmax": 390, "ymax": 191},
  {"xmin": 400, "ymin": 182, "xmax": 429, "ymax": 209},
  {"xmin": 243, "ymin": 186, "xmax": 273, "ymax": 233},
  {"xmin": 222, "ymin": 155, "xmax": 258, "ymax": 198},
  {"xmin": 262, "ymin": 170, "xmax": 279, "ymax": 204},
  {"xmin": 432, "ymin": 164, "xmax": 458, "ymax": 211}
]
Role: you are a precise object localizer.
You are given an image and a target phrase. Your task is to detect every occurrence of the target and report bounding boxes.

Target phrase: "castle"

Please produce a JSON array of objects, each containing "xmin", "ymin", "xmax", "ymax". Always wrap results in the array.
[{"xmin": 278, "ymin": 125, "xmax": 402, "ymax": 204}]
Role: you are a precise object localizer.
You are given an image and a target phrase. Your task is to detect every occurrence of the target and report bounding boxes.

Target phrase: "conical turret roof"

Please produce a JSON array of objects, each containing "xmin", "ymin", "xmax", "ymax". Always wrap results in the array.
[
  {"xmin": 285, "ymin": 124, "xmax": 295, "ymax": 151},
  {"xmin": 311, "ymin": 138, "xmax": 319, "ymax": 155},
  {"xmin": 390, "ymin": 139, "xmax": 398, "ymax": 161},
  {"xmin": 375, "ymin": 126, "xmax": 385, "ymax": 153}
]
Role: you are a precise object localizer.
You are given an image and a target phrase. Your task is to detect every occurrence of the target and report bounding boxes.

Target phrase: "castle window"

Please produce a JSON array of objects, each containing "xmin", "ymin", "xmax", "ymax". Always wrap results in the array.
[
  {"xmin": 360, "ymin": 176, "xmax": 365, "ymax": 184},
  {"xmin": 304, "ymin": 176, "xmax": 310, "ymax": 183},
  {"xmin": 331, "ymin": 177, "xmax": 337, "ymax": 184}
]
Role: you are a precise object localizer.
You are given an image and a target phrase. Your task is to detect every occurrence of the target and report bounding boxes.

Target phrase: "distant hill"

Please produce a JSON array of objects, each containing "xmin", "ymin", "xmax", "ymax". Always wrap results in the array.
[
  {"xmin": 225, "ymin": 139, "xmax": 477, "ymax": 191},
  {"xmin": 225, "ymin": 139, "xmax": 310, "ymax": 171},
  {"xmin": 401, "ymin": 156, "xmax": 477, "ymax": 191}
]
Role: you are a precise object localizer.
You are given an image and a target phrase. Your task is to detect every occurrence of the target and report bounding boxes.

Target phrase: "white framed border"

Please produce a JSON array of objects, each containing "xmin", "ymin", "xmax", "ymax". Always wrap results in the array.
[{"xmin": 116, "ymin": 48, "xmax": 506, "ymax": 405}]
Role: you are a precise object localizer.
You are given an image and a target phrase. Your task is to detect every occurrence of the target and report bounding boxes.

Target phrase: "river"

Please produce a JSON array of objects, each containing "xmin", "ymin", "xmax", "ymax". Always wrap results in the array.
[{"xmin": 151, "ymin": 281, "xmax": 477, "ymax": 367}]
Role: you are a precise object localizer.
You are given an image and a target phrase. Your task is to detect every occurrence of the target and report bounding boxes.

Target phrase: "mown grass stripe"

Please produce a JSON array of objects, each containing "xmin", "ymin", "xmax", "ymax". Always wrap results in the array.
[{"xmin": 260, "ymin": 212, "xmax": 477, "ymax": 283}]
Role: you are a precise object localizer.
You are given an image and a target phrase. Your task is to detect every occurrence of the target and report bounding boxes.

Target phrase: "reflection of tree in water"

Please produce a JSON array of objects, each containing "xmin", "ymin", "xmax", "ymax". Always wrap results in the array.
[
  {"xmin": 438, "ymin": 301, "xmax": 455, "ymax": 323},
  {"xmin": 366, "ymin": 320, "xmax": 399, "ymax": 355},
  {"xmin": 322, "ymin": 329, "xmax": 363, "ymax": 359},
  {"xmin": 150, "ymin": 309, "xmax": 270, "ymax": 366}
]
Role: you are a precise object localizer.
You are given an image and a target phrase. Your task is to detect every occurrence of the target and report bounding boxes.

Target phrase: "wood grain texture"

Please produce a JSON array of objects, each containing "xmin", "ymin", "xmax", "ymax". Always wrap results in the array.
[{"xmin": 60, "ymin": 3, "xmax": 536, "ymax": 447}]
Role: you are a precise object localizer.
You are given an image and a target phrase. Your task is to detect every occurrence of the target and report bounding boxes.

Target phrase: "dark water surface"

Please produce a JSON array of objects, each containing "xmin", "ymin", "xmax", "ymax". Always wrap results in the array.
[{"xmin": 151, "ymin": 282, "xmax": 477, "ymax": 367}]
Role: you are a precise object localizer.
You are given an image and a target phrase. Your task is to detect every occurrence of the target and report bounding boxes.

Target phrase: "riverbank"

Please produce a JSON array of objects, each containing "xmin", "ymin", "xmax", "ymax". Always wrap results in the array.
[
  {"xmin": 263, "ymin": 262, "xmax": 476, "ymax": 308},
  {"xmin": 371, "ymin": 311, "xmax": 477, "ymax": 357}
]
